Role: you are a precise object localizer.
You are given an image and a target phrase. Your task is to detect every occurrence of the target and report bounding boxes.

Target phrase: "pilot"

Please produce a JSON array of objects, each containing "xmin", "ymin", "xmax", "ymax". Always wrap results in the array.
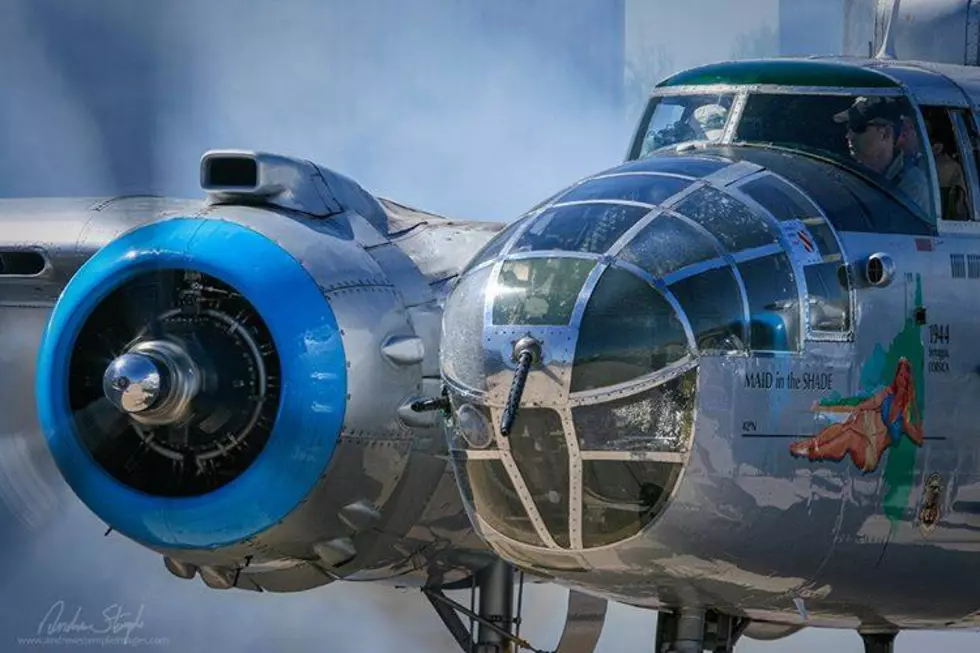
[
  {"xmin": 692, "ymin": 103, "xmax": 728, "ymax": 142},
  {"xmin": 933, "ymin": 142, "xmax": 969, "ymax": 218},
  {"xmin": 897, "ymin": 115, "xmax": 926, "ymax": 172},
  {"xmin": 833, "ymin": 97, "xmax": 931, "ymax": 214},
  {"xmin": 924, "ymin": 118, "xmax": 969, "ymax": 219}
]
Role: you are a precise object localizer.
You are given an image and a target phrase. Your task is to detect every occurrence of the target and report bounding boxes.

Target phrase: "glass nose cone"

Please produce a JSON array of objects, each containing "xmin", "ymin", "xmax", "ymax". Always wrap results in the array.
[
  {"xmin": 440, "ymin": 156, "xmax": 837, "ymax": 556},
  {"xmin": 440, "ymin": 246, "xmax": 700, "ymax": 551},
  {"xmin": 439, "ymin": 198, "xmax": 708, "ymax": 551}
]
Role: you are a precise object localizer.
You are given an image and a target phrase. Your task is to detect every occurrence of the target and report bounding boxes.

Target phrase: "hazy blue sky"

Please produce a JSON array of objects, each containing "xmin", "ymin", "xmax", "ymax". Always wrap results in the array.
[{"xmin": 2, "ymin": 0, "xmax": 980, "ymax": 651}]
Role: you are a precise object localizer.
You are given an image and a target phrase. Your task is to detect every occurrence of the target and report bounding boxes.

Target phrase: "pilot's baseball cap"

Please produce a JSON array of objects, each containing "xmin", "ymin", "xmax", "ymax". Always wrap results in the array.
[{"xmin": 833, "ymin": 96, "xmax": 903, "ymax": 132}]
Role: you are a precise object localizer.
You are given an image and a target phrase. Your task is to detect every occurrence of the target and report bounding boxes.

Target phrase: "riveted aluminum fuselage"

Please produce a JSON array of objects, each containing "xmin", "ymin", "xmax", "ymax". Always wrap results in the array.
[{"xmin": 452, "ymin": 148, "xmax": 980, "ymax": 631}]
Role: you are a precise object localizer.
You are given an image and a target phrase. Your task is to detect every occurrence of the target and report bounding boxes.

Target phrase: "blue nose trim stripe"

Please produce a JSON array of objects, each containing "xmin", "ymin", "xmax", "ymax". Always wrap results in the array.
[{"xmin": 36, "ymin": 217, "xmax": 347, "ymax": 549}]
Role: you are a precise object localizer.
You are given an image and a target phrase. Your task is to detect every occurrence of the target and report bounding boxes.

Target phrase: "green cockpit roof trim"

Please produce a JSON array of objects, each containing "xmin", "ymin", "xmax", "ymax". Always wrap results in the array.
[{"xmin": 657, "ymin": 60, "xmax": 900, "ymax": 89}]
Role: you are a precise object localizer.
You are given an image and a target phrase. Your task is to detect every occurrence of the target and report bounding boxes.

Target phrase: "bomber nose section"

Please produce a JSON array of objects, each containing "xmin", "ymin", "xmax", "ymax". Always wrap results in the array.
[
  {"xmin": 437, "ymin": 163, "xmax": 747, "ymax": 552},
  {"xmin": 441, "ymin": 250, "xmax": 699, "ymax": 552},
  {"xmin": 440, "ymin": 155, "xmax": 815, "ymax": 556}
]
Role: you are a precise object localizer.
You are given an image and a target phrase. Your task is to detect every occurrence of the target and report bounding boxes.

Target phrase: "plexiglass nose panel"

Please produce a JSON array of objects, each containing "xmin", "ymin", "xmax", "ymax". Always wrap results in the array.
[
  {"xmin": 510, "ymin": 203, "xmax": 651, "ymax": 255},
  {"xmin": 505, "ymin": 409, "xmax": 571, "ymax": 547},
  {"xmin": 617, "ymin": 213, "xmax": 718, "ymax": 278},
  {"xmin": 441, "ymin": 157, "xmax": 837, "ymax": 553},
  {"xmin": 581, "ymin": 459, "xmax": 684, "ymax": 549},
  {"xmin": 441, "ymin": 265, "xmax": 492, "ymax": 392},
  {"xmin": 571, "ymin": 266, "xmax": 688, "ymax": 393},
  {"xmin": 492, "ymin": 258, "xmax": 595, "ymax": 326}
]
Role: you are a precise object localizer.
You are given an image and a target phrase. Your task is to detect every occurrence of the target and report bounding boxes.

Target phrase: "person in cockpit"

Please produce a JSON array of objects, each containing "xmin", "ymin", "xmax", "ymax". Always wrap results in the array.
[
  {"xmin": 833, "ymin": 96, "xmax": 931, "ymax": 215},
  {"xmin": 692, "ymin": 103, "xmax": 728, "ymax": 142},
  {"xmin": 923, "ymin": 117, "xmax": 970, "ymax": 219},
  {"xmin": 897, "ymin": 114, "xmax": 927, "ymax": 174}
]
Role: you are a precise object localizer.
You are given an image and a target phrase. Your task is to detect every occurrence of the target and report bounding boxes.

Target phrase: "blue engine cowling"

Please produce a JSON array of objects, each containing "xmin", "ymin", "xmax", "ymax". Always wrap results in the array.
[{"xmin": 36, "ymin": 217, "xmax": 348, "ymax": 549}]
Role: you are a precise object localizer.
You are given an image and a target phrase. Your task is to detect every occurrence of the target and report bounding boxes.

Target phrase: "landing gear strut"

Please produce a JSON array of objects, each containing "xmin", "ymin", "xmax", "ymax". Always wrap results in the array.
[
  {"xmin": 474, "ymin": 560, "xmax": 515, "ymax": 652},
  {"xmin": 860, "ymin": 631, "xmax": 896, "ymax": 653},
  {"xmin": 423, "ymin": 559, "xmax": 607, "ymax": 653},
  {"xmin": 654, "ymin": 608, "xmax": 748, "ymax": 653}
]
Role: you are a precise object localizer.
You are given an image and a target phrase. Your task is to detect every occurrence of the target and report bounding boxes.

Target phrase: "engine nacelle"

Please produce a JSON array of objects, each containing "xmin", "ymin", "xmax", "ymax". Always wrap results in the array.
[{"xmin": 33, "ymin": 151, "xmax": 503, "ymax": 592}]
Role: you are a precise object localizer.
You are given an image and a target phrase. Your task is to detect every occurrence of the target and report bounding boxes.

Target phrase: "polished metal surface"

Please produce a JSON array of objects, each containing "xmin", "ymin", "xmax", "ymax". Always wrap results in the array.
[
  {"xmin": 742, "ymin": 622, "xmax": 804, "ymax": 642},
  {"xmin": 552, "ymin": 590, "xmax": 608, "ymax": 653},
  {"xmin": 364, "ymin": 242, "xmax": 437, "ymax": 308},
  {"xmin": 406, "ymin": 304, "xmax": 445, "ymax": 378},
  {"xmin": 0, "ymin": 196, "xmax": 201, "ymax": 306},
  {"xmin": 872, "ymin": 61, "xmax": 969, "ymax": 107},
  {"xmin": 103, "ymin": 351, "xmax": 164, "ymax": 413},
  {"xmin": 326, "ymin": 284, "xmax": 420, "ymax": 440},
  {"xmin": 673, "ymin": 607, "xmax": 706, "ymax": 653},
  {"xmin": 201, "ymin": 150, "xmax": 389, "ymax": 232},
  {"xmin": 163, "ymin": 556, "xmax": 198, "ymax": 580},
  {"xmin": 867, "ymin": 0, "xmax": 978, "ymax": 66},
  {"xmin": 475, "ymin": 559, "xmax": 514, "ymax": 649},
  {"xmin": 863, "ymin": 252, "xmax": 897, "ymax": 287},
  {"xmin": 104, "ymin": 340, "xmax": 200, "ymax": 425},
  {"xmin": 380, "ymin": 334, "xmax": 426, "ymax": 366},
  {"xmin": 379, "ymin": 197, "xmax": 505, "ymax": 282}
]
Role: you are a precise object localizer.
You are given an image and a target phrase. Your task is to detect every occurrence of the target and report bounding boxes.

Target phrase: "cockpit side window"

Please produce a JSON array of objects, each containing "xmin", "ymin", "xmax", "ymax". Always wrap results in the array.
[
  {"xmin": 735, "ymin": 93, "xmax": 937, "ymax": 224},
  {"xmin": 632, "ymin": 93, "xmax": 736, "ymax": 159},
  {"xmin": 952, "ymin": 110, "xmax": 980, "ymax": 222},
  {"xmin": 919, "ymin": 106, "xmax": 975, "ymax": 222}
]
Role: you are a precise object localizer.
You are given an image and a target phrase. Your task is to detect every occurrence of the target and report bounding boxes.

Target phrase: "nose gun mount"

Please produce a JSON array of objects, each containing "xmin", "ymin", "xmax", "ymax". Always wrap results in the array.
[{"xmin": 500, "ymin": 337, "xmax": 542, "ymax": 437}]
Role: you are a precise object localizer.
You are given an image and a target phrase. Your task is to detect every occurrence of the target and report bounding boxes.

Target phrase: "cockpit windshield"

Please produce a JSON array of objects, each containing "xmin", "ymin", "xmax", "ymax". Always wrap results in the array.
[
  {"xmin": 634, "ymin": 93, "xmax": 735, "ymax": 159},
  {"xmin": 632, "ymin": 91, "xmax": 937, "ymax": 222},
  {"xmin": 734, "ymin": 93, "xmax": 935, "ymax": 220}
]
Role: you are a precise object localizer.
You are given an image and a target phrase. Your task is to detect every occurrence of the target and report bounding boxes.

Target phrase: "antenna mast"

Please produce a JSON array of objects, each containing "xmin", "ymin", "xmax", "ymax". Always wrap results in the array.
[{"xmin": 875, "ymin": 0, "xmax": 902, "ymax": 59}]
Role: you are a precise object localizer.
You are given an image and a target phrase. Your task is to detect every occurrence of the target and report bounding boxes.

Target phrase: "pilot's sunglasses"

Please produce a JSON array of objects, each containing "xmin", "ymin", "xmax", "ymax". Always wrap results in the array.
[{"xmin": 847, "ymin": 115, "xmax": 893, "ymax": 134}]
